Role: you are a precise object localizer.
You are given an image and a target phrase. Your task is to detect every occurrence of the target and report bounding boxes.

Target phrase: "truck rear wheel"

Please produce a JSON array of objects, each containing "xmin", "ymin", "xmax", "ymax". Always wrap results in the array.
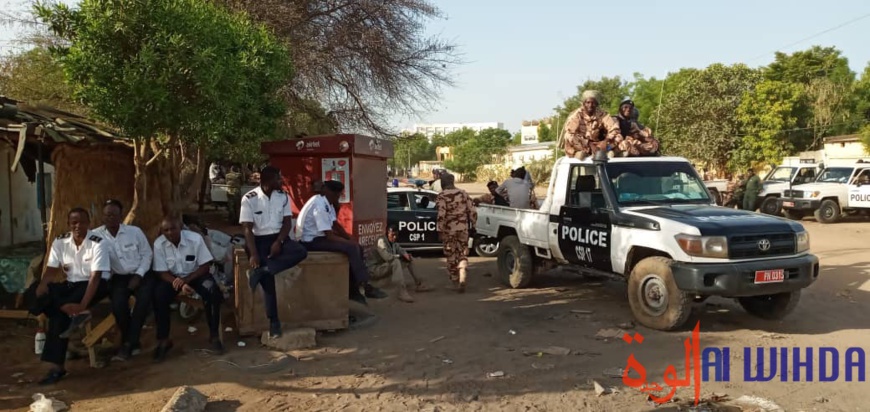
[
  {"xmin": 738, "ymin": 291, "xmax": 800, "ymax": 320},
  {"xmin": 814, "ymin": 199, "xmax": 841, "ymax": 223},
  {"xmin": 760, "ymin": 197, "xmax": 781, "ymax": 216},
  {"xmin": 497, "ymin": 235, "xmax": 534, "ymax": 288},
  {"xmin": 473, "ymin": 236, "xmax": 500, "ymax": 257},
  {"xmin": 627, "ymin": 257, "xmax": 692, "ymax": 331}
]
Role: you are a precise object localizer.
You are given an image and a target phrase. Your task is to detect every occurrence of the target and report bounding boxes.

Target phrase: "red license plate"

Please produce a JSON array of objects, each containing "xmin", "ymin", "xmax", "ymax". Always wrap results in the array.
[
  {"xmin": 782, "ymin": 201, "xmax": 795, "ymax": 208},
  {"xmin": 754, "ymin": 269, "xmax": 785, "ymax": 284}
]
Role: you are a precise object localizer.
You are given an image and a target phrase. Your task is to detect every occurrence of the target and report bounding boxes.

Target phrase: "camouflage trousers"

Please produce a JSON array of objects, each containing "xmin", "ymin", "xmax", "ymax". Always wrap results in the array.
[
  {"xmin": 618, "ymin": 136, "xmax": 660, "ymax": 156},
  {"xmin": 565, "ymin": 137, "xmax": 620, "ymax": 159},
  {"xmin": 442, "ymin": 231, "xmax": 469, "ymax": 282}
]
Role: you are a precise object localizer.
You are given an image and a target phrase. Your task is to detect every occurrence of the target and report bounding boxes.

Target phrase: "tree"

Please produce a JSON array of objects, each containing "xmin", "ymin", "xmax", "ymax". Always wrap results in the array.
[
  {"xmin": 511, "ymin": 131, "xmax": 522, "ymax": 145},
  {"xmin": 391, "ymin": 133, "xmax": 434, "ymax": 172},
  {"xmin": 626, "ymin": 73, "xmax": 665, "ymax": 128},
  {"xmin": 765, "ymin": 46, "xmax": 854, "ymax": 86},
  {"xmin": 553, "ymin": 77, "xmax": 628, "ymax": 131},
  {"xmin": 432, "ymin": 128, "xmax": 475, "ymax": 149},
  {"xmin": 860, "ymin": 125, "xmax": 870, "ymax": 156},
  {"xmin": 853, "ymin": 63, "xmax": 870, "ymax": 123},
  {"xmin": 806, "ymin": 77, "xmax": 853, "ymax": 149},
  {"xmin": 444, "ymin": 128, "xmax": 511, "ymax": 178},
  {"xmin": 537, "ymin": 122, "xmax": 556, "ymax": 142},
  {"xmin": 0, "ymin": 46, "xmax": 83, "ymax": 115},
  {"xmin": 217, "ymin": 0, "xmax": 462, "ymax": 136},
  {"xmin": 656, "ymin": 63, "xmax": 761, "ymax": 171},
  {"xmin": 35, "ymin": 0, "xmax": 293, "ymax": 223},
  {"xmin": 733, "ymin": 80, "xmax": 806, "ymax": 170}
]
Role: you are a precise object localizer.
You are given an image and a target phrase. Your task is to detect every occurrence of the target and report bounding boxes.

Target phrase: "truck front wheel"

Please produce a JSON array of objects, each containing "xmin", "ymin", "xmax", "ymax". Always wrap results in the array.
[
  {"xmin": 760, "ymin": 197, "xmax": 781, "ymax": 216},
  {"xmin": 737, "ymin": 291, "xmax": 800, "ymax": 320},
  {"xmin": 814, "ymin": 199, "xmax": 841, "ymax": 223},
  {"xmin": 627, "ymin": 257, "xmax": 692, "ymax": 331},
  {"xmin": 497, "ymin": 235, "xmax": 534, "ymax": 288}
]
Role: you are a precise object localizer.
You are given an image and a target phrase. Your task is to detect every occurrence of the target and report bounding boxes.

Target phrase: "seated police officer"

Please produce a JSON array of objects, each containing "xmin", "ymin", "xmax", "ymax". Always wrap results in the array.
[
  {"xmin": 152, "ymin": 216, "xmax": 222, "ymax": 362},
  {"xmin": 93, "ymin": 199, "xmax": 153, "ymax": 361},
  {"xmin": 30, "ymin": 207, "xmax": 111, "ymax": 385},
  {"xmin": 240, "ymin": 166, "xmax": 308, "ymax": 338}
]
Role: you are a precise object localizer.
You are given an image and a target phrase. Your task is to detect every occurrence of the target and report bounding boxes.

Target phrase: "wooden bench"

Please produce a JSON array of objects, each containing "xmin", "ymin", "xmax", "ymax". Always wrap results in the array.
[{"xmin": 233, "ymin": 248, "xmax": 349, "ymax": 336}]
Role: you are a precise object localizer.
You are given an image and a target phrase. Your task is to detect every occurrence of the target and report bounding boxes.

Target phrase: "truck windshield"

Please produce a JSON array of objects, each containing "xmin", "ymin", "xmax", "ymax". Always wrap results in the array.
[
  {"xmin": 606, "ymin": 161, "xmax": 711, "ymax": 206},
  {"xmin": 766, "ymin": 167, "xmax": 795, "ymax": 182},
  {"xmin": 815, "ymin": 167, "xmax": 853, "ymax": 183}
]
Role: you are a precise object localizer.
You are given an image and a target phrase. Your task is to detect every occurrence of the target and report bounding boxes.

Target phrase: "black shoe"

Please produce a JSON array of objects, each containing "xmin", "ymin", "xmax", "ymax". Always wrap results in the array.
[
  {"xmin": 269, "ymin": 321, "xmax": 282, "ymax": 339},
  {"xmin": 153, "ymin": 342, "xmax": 173, "ymax": 363},
  {"xmin": 59, "ymin": 312, "xmax": 92, "ymax": 339},
  {"xmin": 111, "ymin": 344, "xmax": 132, "ymax": 362},
  {"xmin": 38, "ymin": 369, "xmax": 67, "ymax": 385},
  {"xmin": 247, "ymin": 267, "xmax": 268, "ymax": 291},
  {"xmin": 209, "ymin": 339, "xmax": 225, "ymax": 355},
  {"xmin": 364, "ymin": 285, "xmax": 388, "ymax": 299},
  {"xmin": 350, "ymin": 292, "xmax": 368, "ymax": 306},
  {"xmin": 130, "ymin": 343, "xmax": 142, "ymax": 357}
]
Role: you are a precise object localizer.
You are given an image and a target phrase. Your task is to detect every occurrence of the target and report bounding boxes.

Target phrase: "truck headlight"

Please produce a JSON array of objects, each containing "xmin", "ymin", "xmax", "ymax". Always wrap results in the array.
[
  {"xmin": 675, "ymin": 234, "xmax": 729, "ymax": 258},
  {"xmin": 796, "ymin": 231, "xmax": 810, "ymax": 253},
  {"xmin": 807, "ymin": 191, "xmax": 821, "ymax": 198}
]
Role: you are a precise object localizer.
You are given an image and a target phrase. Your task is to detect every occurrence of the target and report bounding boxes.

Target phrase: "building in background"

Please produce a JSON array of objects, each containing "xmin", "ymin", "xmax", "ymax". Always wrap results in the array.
[
  {"xmin": 519, "ymin": 118, "xmax": 558, "ymax": 145},
  {"xmin": 410, "ymin": 122, "xmax": 505, "ymax": 139},
  {"xmin": 503, "ymin": 141, "xmax": 556, "ymax": 165}
]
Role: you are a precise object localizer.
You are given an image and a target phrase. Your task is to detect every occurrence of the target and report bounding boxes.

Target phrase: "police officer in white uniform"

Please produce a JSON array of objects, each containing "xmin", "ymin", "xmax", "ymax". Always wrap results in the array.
[
  {"xmin": 240, "ymin": 166, "xmax": 308, "ymax": 338},
  {"xmin": 297, "ymin": 180, "xmax": 386, "ymax": 306},
  {"xmin": 151, "ymin": 216, "xmax": 221, "ymax": 362},
  {"xmin": 30, "ymin": 207, "xmax": 111, "ymax": 385},
  {"xmin": 93, "ymin": 199, "xmax": 153, "ymax": 361}
]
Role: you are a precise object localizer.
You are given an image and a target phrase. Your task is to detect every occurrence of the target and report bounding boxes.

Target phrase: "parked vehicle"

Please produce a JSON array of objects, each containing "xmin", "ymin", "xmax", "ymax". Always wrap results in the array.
[
  {"xmin": 386, "ymin": 187, "xmax": 498, "ymax": 256},
  {"xmin": 475, "ymin": 153, "xmax": 819, "ymax": 331},
  {"xmin": 779, "ymin": 162, "xmax": 870, "ymax": 223}
]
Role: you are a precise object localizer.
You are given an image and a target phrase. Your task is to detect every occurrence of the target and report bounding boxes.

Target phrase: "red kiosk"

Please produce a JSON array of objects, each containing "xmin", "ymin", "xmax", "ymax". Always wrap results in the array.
[{"xmin": 262, "ymin": 134, "xmax": 394, "ymax": 247}]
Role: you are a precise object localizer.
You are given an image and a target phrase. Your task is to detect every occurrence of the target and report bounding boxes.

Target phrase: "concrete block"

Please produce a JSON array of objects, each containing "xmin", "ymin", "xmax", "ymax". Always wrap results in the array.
[
  {"xmin": 161, "ymin": 386, "xmax": 207, "ymax": 412},
  {"xmin": 261, "ymin": 327, "xmax": 316, "ymax": 351}
]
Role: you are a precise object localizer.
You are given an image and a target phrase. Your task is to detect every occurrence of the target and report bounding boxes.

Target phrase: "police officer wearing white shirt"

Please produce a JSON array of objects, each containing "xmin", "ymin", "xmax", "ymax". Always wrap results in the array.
[
  {"xmin": 297, "ymin": 180, "xmax": 386, "ymax": 305},
  {"xmin": 30, "ymin": 207, "xmax": 110, "ymax": 385},
  {"xmin": 152, "ymin": 216, "xmax": 221, "ymax": 361},
  {"xmin": 93, "ymin": 199, "xmax": 153, "ymax": 361},
  {"xmin": 240, "ymin": 166, "xmax": 308, "ymax": 338}
]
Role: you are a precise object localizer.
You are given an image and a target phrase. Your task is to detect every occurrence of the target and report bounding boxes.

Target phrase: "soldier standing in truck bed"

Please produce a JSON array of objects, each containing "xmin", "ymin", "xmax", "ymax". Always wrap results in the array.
[{"xmin": 435, "ymin": 173, "xmax": 477, "ymax": 293}]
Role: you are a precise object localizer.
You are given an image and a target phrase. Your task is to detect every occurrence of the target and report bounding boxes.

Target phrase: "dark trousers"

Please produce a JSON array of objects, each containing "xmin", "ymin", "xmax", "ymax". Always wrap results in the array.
[
  {"xmin": 30, "ymin": 280, "xmax": 109, "ymax": 366},
  {"xmin": 250, "ymin": 234, "xmax": 308, "ymax": 322},
  {"xmin": 302, "ymin": 236, "xmax": 370, "ymax": 295},
  {"xmin": 154, "ymin": 275, "xmax": 223, "ymax": 341},
  {"xmin": 109, "ymin": 273, "xmax": 155, "ymax": 348}
]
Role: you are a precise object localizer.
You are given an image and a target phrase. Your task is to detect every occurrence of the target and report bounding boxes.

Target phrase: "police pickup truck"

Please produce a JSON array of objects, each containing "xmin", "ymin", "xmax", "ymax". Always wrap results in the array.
[
  {"xmin": 779, "ymin": 162, "xmax": 870, "ymax": 223},
  {"xmin": 475, "ymin": 152, "xmax": 819, "ymax": 331}
]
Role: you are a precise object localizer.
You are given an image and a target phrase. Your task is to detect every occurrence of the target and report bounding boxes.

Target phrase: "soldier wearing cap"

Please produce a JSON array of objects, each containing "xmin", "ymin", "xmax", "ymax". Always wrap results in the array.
[
  {"xmin": 614, "ymin": 99, "xmax": 660, "ymax": 157},
  {"xmin": 560, "ymin": 90, "xmax": 622, "ymax": 159},
  {"xmin": 435, "ymin": 173, "xmax": 477, "ymax": 292},
  {"xmin": 30, "ymin": 207, "xmax": 111, "ymax": 385}
]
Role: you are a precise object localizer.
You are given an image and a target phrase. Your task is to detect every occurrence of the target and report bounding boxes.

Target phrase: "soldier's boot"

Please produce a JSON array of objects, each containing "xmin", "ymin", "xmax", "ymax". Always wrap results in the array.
[
  {"xmin": 457, "ymin": 268, "xmax": 467, "ymax": 294},
  {"xmin": 397, "ymin": 287, "xmax": 415, "ymax": 303}
]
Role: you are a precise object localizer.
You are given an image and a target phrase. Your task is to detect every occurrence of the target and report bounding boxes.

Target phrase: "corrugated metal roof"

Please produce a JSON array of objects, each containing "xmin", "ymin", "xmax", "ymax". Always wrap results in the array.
[{"xmin": 0, "ymin": 96, "xmax": 129, "ymax": 145}]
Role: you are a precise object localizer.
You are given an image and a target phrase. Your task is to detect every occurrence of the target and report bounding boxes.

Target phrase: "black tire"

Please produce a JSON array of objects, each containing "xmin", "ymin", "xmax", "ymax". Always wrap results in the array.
[
  {"xmin": 496, "ymin": 235, "xmax": 534, "ymax": 288},
  {"xmin": 814, "ymin": 199, "xmax": 841, "ymax": 224},
  {"xmin": 737, "ymin": 290, "xmax": 801, "ymax": 320},
  {"xmin": 784, "ymin": 210, "xmax": 805, "ymax": 221},
  {"xmin": 627, "ymin": 256, "xmax": 693, "ymax": 331},
  {"xmin": 760, "ymin": 197, "xmax": 781, "ymax": 216},
  {"xmin": 473, "ymin": 236, "xmax": 500, "ymax": 257}
]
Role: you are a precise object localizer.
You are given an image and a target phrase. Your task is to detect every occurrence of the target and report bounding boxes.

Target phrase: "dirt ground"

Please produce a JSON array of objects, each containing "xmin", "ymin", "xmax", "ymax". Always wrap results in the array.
[{"xmin": 1, "ymin": 183, "xmax": 868, "ymax": 411}]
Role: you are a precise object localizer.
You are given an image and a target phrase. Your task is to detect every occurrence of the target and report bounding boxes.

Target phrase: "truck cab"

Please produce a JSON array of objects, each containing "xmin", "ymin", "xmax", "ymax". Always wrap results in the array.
[
  {"xmin": 755, "ymin": 163, "xmax": 820, "ymax": 215},
  {"xmin": 780, "ymin": 163, "xmax": 870, "ymax": 223},
  {"xmin": 476, "ymin": 152, "xmax": 819, "ymax": 331}
]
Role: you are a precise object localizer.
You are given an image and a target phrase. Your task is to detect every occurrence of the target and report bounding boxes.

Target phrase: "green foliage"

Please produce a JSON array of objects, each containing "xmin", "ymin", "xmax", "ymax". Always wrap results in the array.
[
  {"xmin": 0, "ymin": 47, "xmax": 83, "ymax": 116},
  {"xmin": 853, "ymin": 63, "xmax": 870, "ymax": 123},
  {"xmin": 511, "ymin": 131, "xmax": 522, "ymax": 145},
  {"xmin": 860, "ymin": 125, "xmax": 870, "ymax": 155},
  {"xmin": 444, "ymin": 127, "xmax": 511, "ymax": 178},
  {"xmin": 537, "ymin": 122, "xmax": 556, "ymax": 142},
  {"xmin": 391, "ymin": 133, "xmax": 435, "ymax": 171},
  {"xmin": 656, "ymin": 63, "xmax": 762, "ymax": 171},
  {"xmin": 765, "ymin": 46, "xmax": 854, "ymax": 86},
  {"xmin": 733, "ymin": 80, "xmax": 806, "ymax": 169},
  {"xmin": 34, "ymin": 0, "xmax": 293, "ymax": 153}
]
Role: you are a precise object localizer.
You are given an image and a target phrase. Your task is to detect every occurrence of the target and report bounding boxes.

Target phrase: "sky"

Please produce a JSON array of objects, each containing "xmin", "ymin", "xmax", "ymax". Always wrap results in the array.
[{"xmin": 3, "ymin": 0, "xmax": 870, "ymax": 134}]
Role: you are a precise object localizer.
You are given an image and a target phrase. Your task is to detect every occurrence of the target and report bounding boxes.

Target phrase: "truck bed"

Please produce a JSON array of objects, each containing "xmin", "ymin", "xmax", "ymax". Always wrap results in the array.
[{"xmin": 475, "ymin": 203, "xmax": 550, "ymax": 250}]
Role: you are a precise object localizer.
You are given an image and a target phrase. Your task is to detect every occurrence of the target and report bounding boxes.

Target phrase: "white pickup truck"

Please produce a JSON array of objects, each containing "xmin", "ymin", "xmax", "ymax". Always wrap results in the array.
[
  {"xmin": 779, "ymin": 162, "xmax": 870, "ymax": 223},
  {"xmin": 475, "ymin": 153, "xmax": 819, "ymax": 331}
]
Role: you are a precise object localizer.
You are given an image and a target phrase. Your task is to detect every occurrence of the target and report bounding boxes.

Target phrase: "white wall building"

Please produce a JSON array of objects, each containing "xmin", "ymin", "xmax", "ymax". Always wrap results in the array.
[
  {"xmin": 520, "ymin": 125, "xmax": 539, "ymax": 145},
  {"xmin": 504, "ymin": 141, "xmax": 556, "ymax": 166},
  {"xmin": 411, "ymin": 122, "xmax": 505, "ymax": 139}
]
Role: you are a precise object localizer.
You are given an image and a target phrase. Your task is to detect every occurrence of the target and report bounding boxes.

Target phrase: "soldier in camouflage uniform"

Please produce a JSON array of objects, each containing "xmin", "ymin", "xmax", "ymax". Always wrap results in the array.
[
  {"xmin": 435, "ymin": 173, "xmax": 477, "ymax": 293},
  {"xmin": 614, "ymin": 99, "xmax": 660, "ymax": 157},
  {"xmin": 559, "ymin": 90, "xmax": 622, "ymax": 159}
]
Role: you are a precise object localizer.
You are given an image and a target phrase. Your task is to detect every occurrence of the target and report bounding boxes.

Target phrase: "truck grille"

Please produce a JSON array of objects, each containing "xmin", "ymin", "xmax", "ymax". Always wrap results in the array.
[
  {"xmin": 729, "ymin": 233, "xmax": 795, "ymax": 259},
  {"xmin": 782, "ymin": 190, "xmax": 802, "ymax": 198}
]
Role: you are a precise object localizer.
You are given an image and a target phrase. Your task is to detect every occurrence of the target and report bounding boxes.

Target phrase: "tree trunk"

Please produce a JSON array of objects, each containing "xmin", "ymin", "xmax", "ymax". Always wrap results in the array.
[{"xmin": 125, "ymin": 137, "xmax": 149, "ymax": 226}]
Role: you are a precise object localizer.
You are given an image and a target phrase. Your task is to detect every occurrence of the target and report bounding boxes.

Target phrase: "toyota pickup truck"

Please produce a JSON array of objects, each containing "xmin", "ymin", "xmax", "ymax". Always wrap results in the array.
[
  {"xmin": 475, "ymin": 152, "xmax": 819, "ymax": 331},
  {"xmin": 779, "ymin": 163, "xmax": 870, "ymax": 223}
]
